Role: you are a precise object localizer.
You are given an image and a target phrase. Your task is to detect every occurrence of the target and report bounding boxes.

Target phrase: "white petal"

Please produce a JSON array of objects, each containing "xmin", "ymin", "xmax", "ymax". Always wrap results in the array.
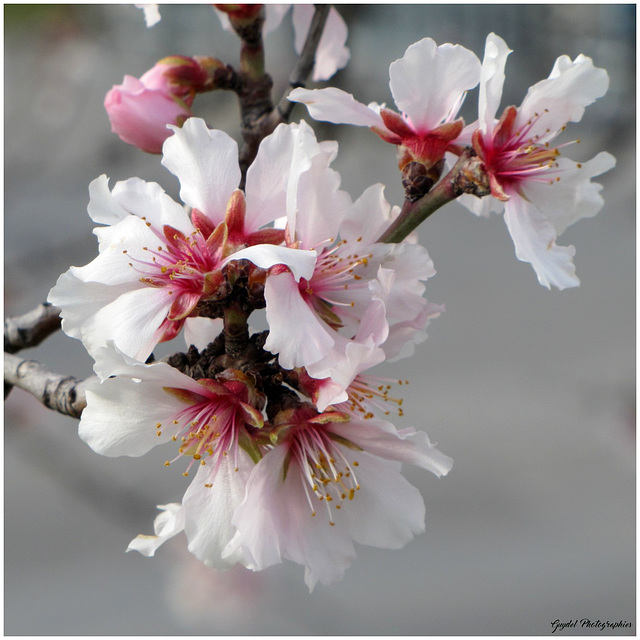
[
  {"xmin": 183, "ymin": 454, "xmax": 254, "ymax": 570},
  {"xmin": 226, "ymin": 245, "xmax": 317, "ymax": 282},
  {"xmin": 340, "ymin": 183, "xmax": 395, "ymax": 245},
  {"xmin": 135, "ymin": 4, "xmax": 161, "ymax": 27},
  {"xmin": 389, "ymin": 38, "xmax": 481, "ymax": 132},
  {"xmin": 81, "ymin": 286, "xmax": 173, "ymax": 361},
  {"xmin": 128, "ymin": 504, "xmax": 185, "ymax": 557},
  {"xmin": 87, "ymin": 175, "xmax": 129, "ymax": 225},
  {"xmin": 48, "ymin": 270, "xmax": 137, "ymax": 341},
  {"xmin": 340, "ymin": 451, "xmax": 426, "ymax": 549},
  {"xmin": 289, "ymin": 87, "xmax": 385, "ymax": 129},
  {"xmin": 456, "ymin": 191, "xmax": 505, "ymax": 218},
  {"xmin": 263, "ymin": 271, "xmax": 334, "ymax": 369},
  {"xmin": 518, "ymin": 54, "xmax": 609, "ymax": 139},
  {"xmin": 478, "ymin": 33, "xmax": 512, "ymax": 133},
  {"xmin": 503, "ymin": 196, "xmax": 579, "ymax": 290},
  {"xmin": 161, "ymin": 118, "xmax": 240, "ymax": 225},
  {"xmin": 263, "ymin": 4, "xmax": 290, "ymax": 34},
  {"xmin": 79, "ymin": 375, "xmax": 184, "ymax": 457},
  {"xmin": 292, "ymin": 5, "xmax": 350, "ymax": 81},
  {"xmin": 289, "ymin": 150, "xmax": 352, "ymax": 250},
  {"xmin": 244, "ymin": 123, "xmax": 299, "ymax": 233},
  {"xmin": 522, "ymin": 151, "xmax": 616, "ymax": 236},
  {"xmin": 183, "ymin": 317, "xmax": 224, "ymax": 351},
  {"xmin": 110, "ymin": 177, "xmax": 193, "ymax": 235}
]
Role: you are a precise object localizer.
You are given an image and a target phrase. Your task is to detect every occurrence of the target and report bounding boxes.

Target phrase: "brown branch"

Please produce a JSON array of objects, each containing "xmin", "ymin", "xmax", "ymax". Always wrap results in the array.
[
  {"xmin": 4, "ymin": 352, "xmax": 93, "ymax": 418},
  {"xmin": 4, "ymin": 302, "xmax": 61, "ymax": 354},
  {"xmin": 269, "ymin": 4, "xmax": 330, "ymax": 127}
]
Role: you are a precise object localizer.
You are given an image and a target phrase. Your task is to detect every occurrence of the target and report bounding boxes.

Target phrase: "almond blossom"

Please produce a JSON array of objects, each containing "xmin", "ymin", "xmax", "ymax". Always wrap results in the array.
[
  {"xmin": 81, "ymin": 344, "xmax": 265, "ymax": 569},
  {"xmin": 214, "ymin": 4, "xmax": 350, "ymax": 81},
  {"xmin": 458, "ymin": 33, "xmax": 616, "ymax": 289},
  {"xmin": 263, "ymin": 172, "xmax": 440, "ymax": 378},
  {"xmin": 48, "ymin": 118, "xmax": 318, "ymax": 363},
  {"xmin": 223, "ymin": 403, "xmax": 453, "ymax": 591},
  {"xmin": 289, "ymin": 37, "xmax": 481, "ymax": 180}
]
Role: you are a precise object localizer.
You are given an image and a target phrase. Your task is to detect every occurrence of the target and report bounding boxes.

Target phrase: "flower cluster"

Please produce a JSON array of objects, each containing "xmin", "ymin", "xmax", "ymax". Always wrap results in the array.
[{"xmin": 50, "ymin": 14, "xmax": 613, "ymax": 591}]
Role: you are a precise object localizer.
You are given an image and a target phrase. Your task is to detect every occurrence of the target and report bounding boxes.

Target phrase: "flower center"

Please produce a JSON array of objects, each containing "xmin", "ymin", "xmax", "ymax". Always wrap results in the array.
[
  {"xmin": 300, "ymin": 239, "xmax": 374, "ymax": 328},
  {"xmin": 345, "ymin": 374, "xmax": 407, "ymax": 419},
  {"xmin": 159, "ymin": 386, "xmax": 243, "ymax": 479},
  {"xmin": 290, "ymin": 426, "xmax": 361, "ymax": 526},
  {"xmin": 126, "ymin": 220, "xmax": 218, "ymax": 297}
]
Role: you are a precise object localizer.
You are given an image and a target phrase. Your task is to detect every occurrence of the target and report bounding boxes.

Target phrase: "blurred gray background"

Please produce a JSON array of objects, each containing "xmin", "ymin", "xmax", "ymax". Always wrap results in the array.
[{"xmin": 4, "ymin": 4, "xmax": 635, "ymax": 635}]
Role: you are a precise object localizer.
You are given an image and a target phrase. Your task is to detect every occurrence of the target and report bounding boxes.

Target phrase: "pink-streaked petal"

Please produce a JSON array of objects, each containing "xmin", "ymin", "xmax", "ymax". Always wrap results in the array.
[
  {"xmin": 225, "ymin": 444, "xmax": 357, "ymax": 591},
  {"xmin": 503, "ymin": 196, "xmax": 579, "ymax": 290},
  {"xmin": 522, "ymin": 151, "xmax": 616, "ymax": 236},
  {"xmin": 383, "ymin": 301, "xmax": 445, "ymax": 362},
  {"xmin": 389, "ymin": 38, "xmax": 481, "ymax": 132},
  {"xmin": 263, "ymin": 271, "xmax": 334, "ymax": 369},
  {"xmin": 183, "ymin": 454, "xmax": 254, "ymax": 570},
  {"xmin": 127, "ymin": 504, "xmax": 185, "ymax": 557},
  {"xmin": 332, "ymin": 419, "xmax": 453, "ymax": 478},
  {"xmin": 162, "ymin": 118, "xmax": 240, "ymax": 225},
  {"xmin": 292, "ymin": 5, "xmax": 350, "ymax": 81},
  {"xmin": 478, "ymin": 33, "xmax": 512, "ymax": 134},
  {"xmin": 77, "ymin": 216, "xmax": 163, "ymax": 286},
  {"xmin": 517, "ymin": 54, "xmax": 609, "ymax": 140},
  {"xmin": 226, "ymin": 244, "xmax": 317, "ymax": 282},
  {"xmin": 289, "ymin": 87, "xmax": 386, "ymax": 129}
]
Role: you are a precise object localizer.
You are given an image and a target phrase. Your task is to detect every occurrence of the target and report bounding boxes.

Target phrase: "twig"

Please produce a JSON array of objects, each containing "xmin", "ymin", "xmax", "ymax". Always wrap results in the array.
[
  {"xmin": 4, "ymin": 302, "xmax": 61, "ymax": 354},
  {"xmin": 269, "ymin": 4, "xmax": 330, "ymax": 127},
  {"xmin": 377, "ymin": 149, "xmax": 475, "ymax": 244},
  {"xmin": 4, "ymin": 352, "xmax": 93, "ymax": 418}
]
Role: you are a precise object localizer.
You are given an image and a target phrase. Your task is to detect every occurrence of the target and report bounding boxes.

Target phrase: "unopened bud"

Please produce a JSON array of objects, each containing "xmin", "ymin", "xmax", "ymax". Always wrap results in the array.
[
  {"xmin": 453, "ymin": 156, "xmax": 492, "ymax": 198},
  {"xmin": 402, "ymin": 160, "xmax": 444, "ymax": 202}
]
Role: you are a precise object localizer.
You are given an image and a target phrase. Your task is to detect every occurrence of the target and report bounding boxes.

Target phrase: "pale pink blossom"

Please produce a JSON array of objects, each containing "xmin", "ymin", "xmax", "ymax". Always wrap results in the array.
[
  {"xmin": 82, "ymin": 345, "xmax": 264, "ymax": 568},
  {"xmin": 224, "ymin": 404, "xmax": 453, "ymax": 591},
  {"xmin": 49, "ymin": 118, "xmax": 318, "ymax": 362},
  {"xmin": 104, "ymin": 75, "xmax": 192, "ymax": 153},
  {"xmin": 289, "ymin": 37, "xmax": 480, "ymax": 170},
  {"xmin": 214, "ymin": 4, "xmax": 350, "ymax": 81},
  {"xmin": 264, "ymin": 179, "xmax": 440, "ymax": 379},
  {"xmin": 459, "ymin": 33, "xmax": 616, "ymax": 289}
]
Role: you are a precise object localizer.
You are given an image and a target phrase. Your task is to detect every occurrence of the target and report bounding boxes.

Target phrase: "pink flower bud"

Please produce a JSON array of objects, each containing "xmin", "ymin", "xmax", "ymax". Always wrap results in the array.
[
  {"xmin": 105, "ymin": 75, "xmax": 192, "ymax": 154},
  {"xmin": 140, "ymin": 55, "xmax": 209, "ymax": 97}
]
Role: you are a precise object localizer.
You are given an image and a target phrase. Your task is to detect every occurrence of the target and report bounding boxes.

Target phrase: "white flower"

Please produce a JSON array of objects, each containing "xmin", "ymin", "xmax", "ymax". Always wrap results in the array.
[
  {"xmin": 223, "ymin": 405, "xmax": 453, "ymax": 591},
  {"xmin": 48, "ymin": 118, "xmax": 318, "ymax": 363},
  {"xmin": 460, "ymin": 33, "xmax": 616, "ymax": 289},
  {"xmin": 214, "ymin": 4, "xmax": 350, "ymax": 81},
  {"xmin": 263, "ymin": 178, "xmax": 440, "ymax": 379},
  {"xmin": 289, "ymin": 37, "xmax": 480, "ymax": 171},
  {"xmin": 81, "ymin": 344, "xmax": 265, "ymax": 569}
]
